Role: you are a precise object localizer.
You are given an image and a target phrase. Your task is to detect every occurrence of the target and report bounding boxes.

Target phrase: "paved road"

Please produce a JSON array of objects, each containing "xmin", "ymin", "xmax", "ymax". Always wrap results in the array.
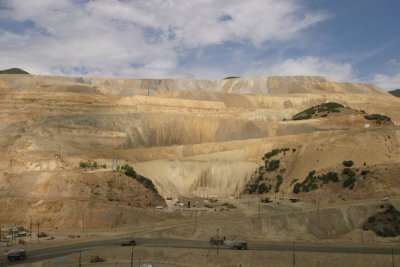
[{"xmin": 1, "ymin": 238, "xmax": 399, "ymax": 266}]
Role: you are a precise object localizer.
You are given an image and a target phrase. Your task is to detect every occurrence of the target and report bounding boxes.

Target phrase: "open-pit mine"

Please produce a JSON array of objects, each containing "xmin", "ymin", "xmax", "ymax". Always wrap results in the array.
[{"xmin": 0, "ymin": 73, "xmax": 400, "ymax": 267}]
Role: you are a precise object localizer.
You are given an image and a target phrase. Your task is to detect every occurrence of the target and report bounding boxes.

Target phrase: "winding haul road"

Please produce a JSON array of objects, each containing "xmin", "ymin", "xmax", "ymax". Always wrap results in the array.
[{"xmin": 1, "ymin": 237, "xmax": 399, "ymax": 266}]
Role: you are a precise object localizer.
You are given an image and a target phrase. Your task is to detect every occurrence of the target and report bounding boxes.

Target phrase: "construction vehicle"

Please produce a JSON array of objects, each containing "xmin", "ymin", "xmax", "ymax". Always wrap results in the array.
[
  {"xmin": 4, "ymin": 248, "xmax": 26, "ymax": 262},
  {"xmin": 120, "ymin": 237, "xmax": 136, "ymax": 246},
  {"xmin": 223, "ymin": 239, "xmax": 248, "ymax": 250},
  {"xmin": 209, "ymin": 235, "xmax": 225, "ymax": 245}
]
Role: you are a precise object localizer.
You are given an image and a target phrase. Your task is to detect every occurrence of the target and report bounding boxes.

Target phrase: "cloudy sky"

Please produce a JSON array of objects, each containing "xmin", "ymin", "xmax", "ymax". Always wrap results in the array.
[{"xmin": 0, "ymin": 0, "xmax": 399, "ymax": 89}]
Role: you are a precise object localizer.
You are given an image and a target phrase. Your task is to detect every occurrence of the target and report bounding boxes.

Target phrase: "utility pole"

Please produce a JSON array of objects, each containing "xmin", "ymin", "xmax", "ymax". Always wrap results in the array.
[
  {"xmin": 30, "ymin": 219, "xmax": 32, "ymax": 241},
  {"xmin": 292, "ymin": 242, "xmax": 296, "ymax": 267},
  {"xmin": 79, "ymin": 251, "xmax": 82, "ymax": 267},
  {"xmin": 194, "ymin": 210, "xmax": 198, "ymax": 233},
  {"xmin": 37, "ymin": 223, "xmax": 40, "ymax": 244},
  {"xmin": 82, "ymin": 214, "xmax": 85, "ymax": 232},
  {"xmin": 258, "ymin": 199, "xmax": 261, "ymax": 218},
  {"xmin": 216, "ymin": 228, "xmax": 220, "ymax": 256},
  {"xmin": 361, "ymin": 230, "xmax": 364, "ymax": 245},
  {"xmin": 130, "ymin": 246, "xmax": 134, "ymax": 267},
  {"xmin": 392, "ymin": 247, "xmax": 395, "ymax": 267}
]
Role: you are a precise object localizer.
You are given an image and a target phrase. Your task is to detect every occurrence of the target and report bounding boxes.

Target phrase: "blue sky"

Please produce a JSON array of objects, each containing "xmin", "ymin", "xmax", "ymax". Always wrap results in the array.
[{"xmin": 0, "ymin": 0, "xmax": 399, "ymax": 90}]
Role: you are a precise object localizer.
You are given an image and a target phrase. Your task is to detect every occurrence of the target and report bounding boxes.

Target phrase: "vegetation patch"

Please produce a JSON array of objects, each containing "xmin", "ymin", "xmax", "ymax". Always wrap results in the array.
[
  {"xmin": 79, "ymin": 160, "xmax": 106, "ymax": 169},
  {"xmin": 266, "ymin": 160, "xmax": 280, "ymax": 172},
  {"xmin": 0, "ymin": 68, "xmax": 29, "ymax": 74},
  {"xmin": 293, "ymin": 171, "xmax": 340, "ymax": 194},
  {"xmin": 342, "ymin": 160, "xmax": 354, "ymax": 167},
  {"xmin": 363, "ymin": 205, "xmax": 400, "ymax": 237},
  {"xmin": 258, "ymin": 183, "xmax": 270, "ymax": 194},
  {"xmin": 342, "ymin": 168, "xmax": 357, "ymax": 189},
  {"xmin": 275, "ymin": 175, "xmax": 283, "ymax": 192},
  {"xmin": 117, "ymin": 164, "xmax": 158, "ymax": 193},
  {"xmin": 293, "ymin": 171, "xmax": 317, "ymax": 193},
  {"xmin": 389, "ymin": 89, "xmax": 400, "ymax": 98},
  {"xmin": 223, "ymin": 76, "xmax": 241, "ymax": 79},
  {"xmin": 264, "ymin": 148, "xmax": 290, "ymax": 159},
  {"xmin": 364, "ymin": 114, "xmax": 391, "ymax": 123},
  {"xmin": 292, "ymin": 102, "xmax": 344, "ymax": 120},
  {"xmin": 245, "ymin": 147, "xmax": 295, "ymax": 194}
]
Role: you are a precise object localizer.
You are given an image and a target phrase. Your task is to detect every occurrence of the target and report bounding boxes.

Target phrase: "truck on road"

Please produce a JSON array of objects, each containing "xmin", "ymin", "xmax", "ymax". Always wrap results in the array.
[
  {"xmin": 209, "ymin": 235, "xmax": 225, "ymax": 245},
  {"xmin": 223, "ymin": 239, "xmax": 248, "ymax": 250},
  {"xmin": 4, "ymin": 248, "xmax": 26, "ymax": 262}
]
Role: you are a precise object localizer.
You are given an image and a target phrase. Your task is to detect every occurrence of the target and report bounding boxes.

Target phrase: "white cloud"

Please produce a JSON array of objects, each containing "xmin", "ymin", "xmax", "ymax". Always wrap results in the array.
[
  {"xmin": 372, "ymin": 73, "xmax": 400, "ymax": 90},
  {"xmin": 0, "ymin": 0, "xmax": 326, "ymax": 78},
  {"xmin": 250, "ymin": 57, "xmax": 354, "ymax": 82}
]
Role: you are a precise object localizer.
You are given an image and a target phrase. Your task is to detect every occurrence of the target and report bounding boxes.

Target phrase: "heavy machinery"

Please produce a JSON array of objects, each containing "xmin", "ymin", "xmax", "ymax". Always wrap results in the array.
[
  {"xmin": 209, "ymin": 235, "xmax": 248, "ymax": 250},
  {"xmin": 209, "ymin": 235, "xmax": 225, "ymax": 245},
  {"xmin": 120, "ymin": 237, "xmax": 136, "ymax": 246},
  {"xmin": 223, "ymin": 239, "xmax": 248, "ymax": 250}
]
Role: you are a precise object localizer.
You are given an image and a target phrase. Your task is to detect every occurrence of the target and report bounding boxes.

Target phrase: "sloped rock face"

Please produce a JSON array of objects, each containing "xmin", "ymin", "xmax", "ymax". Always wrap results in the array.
[
  {"xmin": 363, "ymin": 205, "xmax": 400, "ymax": 237},
  {"xmin": 0, "ymin": 74, "xmax": 400, "ymax": 228}
]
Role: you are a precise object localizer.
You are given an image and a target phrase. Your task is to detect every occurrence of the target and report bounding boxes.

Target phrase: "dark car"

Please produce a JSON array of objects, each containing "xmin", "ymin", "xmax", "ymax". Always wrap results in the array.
[
  {"xmin": 120, "ymin": 238, "xmax": 136, "ymax": 246},
  {"xmin": 5, "ymin": 248, "xmax": 26, "ymax": 262}
]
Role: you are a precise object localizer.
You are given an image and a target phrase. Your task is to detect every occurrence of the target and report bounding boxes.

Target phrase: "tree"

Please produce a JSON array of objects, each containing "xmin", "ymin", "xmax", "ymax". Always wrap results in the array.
[{"xmin": 342, "ymin": 160, "xmax": 354, "ymax": 167}]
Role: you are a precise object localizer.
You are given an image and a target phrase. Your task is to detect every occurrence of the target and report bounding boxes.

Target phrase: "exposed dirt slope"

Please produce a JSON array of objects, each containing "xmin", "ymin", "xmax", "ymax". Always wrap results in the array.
[{"xmin": 0, "ymin": 74, "xmax": 399, "ymax": 228}]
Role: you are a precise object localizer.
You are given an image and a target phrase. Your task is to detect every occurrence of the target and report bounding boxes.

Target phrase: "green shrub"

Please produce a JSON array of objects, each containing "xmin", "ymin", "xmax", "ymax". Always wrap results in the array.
[
  {"xmin": 343, "ymin": 176, "xmax": 356, "ymax": 188},
  {"xmin": 264, "ymin": 149, "xmax": 280, "ymax": 159},
  {"xmin": 319, "ymin": 172, "xmax": 339, "ymax": 184},
  {"xmin": 264, "ymin": 148, "xmax": 291, "ymax": 160},
  {"xmin": 266, "ymin": 160, "xmax": 280, "ymax": 172},
  {"xmin": 275, "ymin": 175, "xmax": 283, "ymax": 192},
  {"xmin": 79, "ymin": 161, "xmax": 88, "ymax": 168},
  {"xmin": 293, "ymin": 183, "xmax": 301, "ymax": 194},
  {"xmin": 342, "ymin": 160, "xmax": 354, "ymax": 167},
  {"xmin": 249, "ymin": 183, "xmax": 258, "ymax": 194},
  {"xmin": 118, "ymin": 164, "xmax": 158, "ymax": 193},
  {"xmin": 258, "ymin": 183, "xmax": 269, "ymax": 194},
  {"xmin": 364, "ymin": 114, "xmax": 391, "ymax": 122},
  {"xmin": 79, "ymin": 160, "xmax": 105, "ymax": 169},
  {"xmin": 342, "ymin": 168, "xmax": 356, "ymax": 177},
  {"xmin": 292, "ymin": 102, "xmax": 344, "ymax": 120}
]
